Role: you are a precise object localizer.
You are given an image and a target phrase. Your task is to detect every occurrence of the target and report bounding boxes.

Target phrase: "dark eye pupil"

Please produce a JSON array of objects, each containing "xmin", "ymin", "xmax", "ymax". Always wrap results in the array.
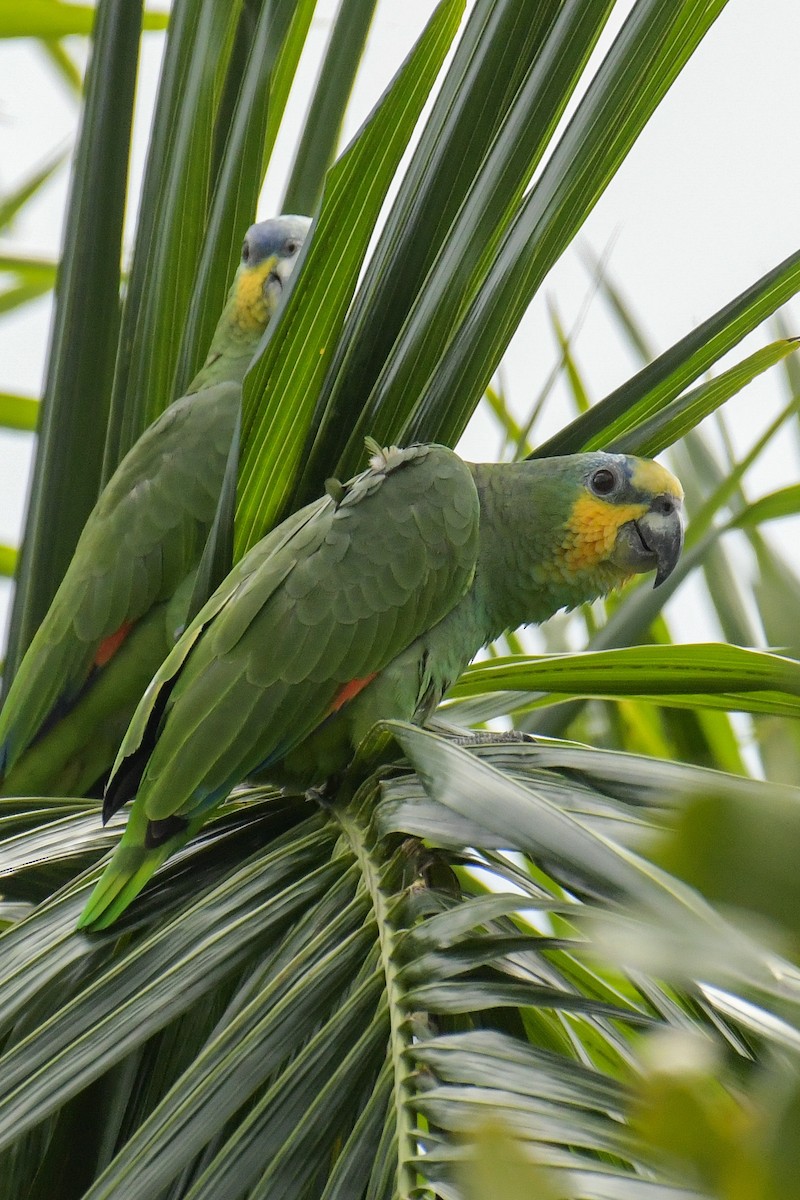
[
  {"xmin": 242, "ymin": 240, "xmax": 251, "ymax": 263},
  {"xmin": 285, "ymin": 239, "xmax": 298, "ymax": 255},
  {"xmin": 592, "ymin": 468, "xmax": 615, "ymax": 495}
]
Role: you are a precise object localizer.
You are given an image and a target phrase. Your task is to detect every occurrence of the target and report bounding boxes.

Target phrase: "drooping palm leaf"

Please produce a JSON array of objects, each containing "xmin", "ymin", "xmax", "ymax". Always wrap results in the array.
[{"xmin": 2, "ymin": 731, "xmax": 800, "ymax": 1196}]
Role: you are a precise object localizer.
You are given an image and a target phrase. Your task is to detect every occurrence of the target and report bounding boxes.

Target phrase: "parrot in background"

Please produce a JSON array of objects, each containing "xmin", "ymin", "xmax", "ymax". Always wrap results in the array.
[
  {"xmin": 78, "ymin": 445, "xmax": 684, "ymax": 929},
  {"xmin": 0, "ymin": 215, "xmax": 312, "ymax": 799}
]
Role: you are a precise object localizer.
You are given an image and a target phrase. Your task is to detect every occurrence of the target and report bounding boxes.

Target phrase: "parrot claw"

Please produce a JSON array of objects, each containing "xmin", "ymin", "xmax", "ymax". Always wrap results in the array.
[{"xmin": 305, "ymin": 776, "xmax": 341, "ymax": 808}]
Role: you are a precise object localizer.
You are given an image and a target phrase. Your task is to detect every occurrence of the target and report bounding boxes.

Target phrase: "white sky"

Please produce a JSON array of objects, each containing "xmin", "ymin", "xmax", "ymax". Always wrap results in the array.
[{"xmin": 1, "ymin": 0, "xmax": 799, "ymax": 645}]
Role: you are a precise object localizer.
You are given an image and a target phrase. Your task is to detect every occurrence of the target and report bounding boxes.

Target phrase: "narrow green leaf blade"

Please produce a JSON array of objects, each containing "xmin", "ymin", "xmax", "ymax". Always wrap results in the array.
[
  {"xmin": 0, "ymin": 280, "xmax": 52, "ymax": 315},
  {"xmin": 332, "ymin": 0, "xmax": 615, "ymax": 483},
  {"xmin": 293, "ymin": 0, "xmax": 569, "ymax": 504},
  {"xmin": 81, "ymin": 899, "xmax": 370, "ymax": 1200},
  {"xmin": 536, "ymin": 249, "xmax": 800, "ymax": 457},
  {"xmin": 0, "ymin": 2, "xmax": 168, "ymax": 36},
  {"xmin": 3, "ymin": 0, "xmax": 141, "ymax": 687},
  {"xmin": 282, "ymin": 0, "xmax": 379, "ymax": 216},
  {"xmin": 0, "ymin": 546, "xmax": 17, "ymax": 578},
  {"xmin": 0, "ymin": 838, "xmax": 340, "ymax": 1151},
  {"xmin": 173, "ymin": 0, "xmax": 309, "ymax": 396},
  {"xmin": 448, "ymin": 645, "xmax": 800, "ymax": 720},
  {"xmin": 0, "ymin": 393, "xmax": 38, "ymax": 432},
  {"xmin": 0, "ymin": 252, "xmax": 57, "ymax": 287},
  {"xmin": 610, "ymin": 339, "xmax": 800, "ymax": 457},
  {"xmin": 102, "ymin": 0, "xmax": 241, "ymax": 475},
  {"xmin": 731, "ymin": 485, "xmax": 800, "ymax": 529},
  {"xmin": 39, "ymin": 37, "xmax": 84, "ymax": 94},
  {"xmin": 234, "ymin": 0, "xmax": 465, "ymax": 556},
  {"xmin": 0, "ymin": 147, "xmax": 68, "ymax": 230},
  {"xmin": 186, "ymin": 410, "xmax": 240, "ymax": 621},
  {"xmin": 260, "ymin": 0, "xmax": 317, "ymax": 180},
  {"xmin": 403, "ymin": 0, "xmax": 732, "ymax": 451}
]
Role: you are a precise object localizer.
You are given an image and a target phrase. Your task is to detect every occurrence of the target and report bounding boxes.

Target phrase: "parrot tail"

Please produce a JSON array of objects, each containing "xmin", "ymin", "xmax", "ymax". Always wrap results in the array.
[{"xmin": 77, "ymin": 806, "xmax": 190, "ymax": 930}]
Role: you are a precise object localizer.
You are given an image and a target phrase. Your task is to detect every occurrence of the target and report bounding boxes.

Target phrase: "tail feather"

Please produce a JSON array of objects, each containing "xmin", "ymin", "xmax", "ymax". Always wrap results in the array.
[
  {"xmin": 77, "ymin": 807, "xmax": 191, "ymax": 930},
  {"xmin": 77, "ymin": 854, "xmax": 164, "ymax": 931}
]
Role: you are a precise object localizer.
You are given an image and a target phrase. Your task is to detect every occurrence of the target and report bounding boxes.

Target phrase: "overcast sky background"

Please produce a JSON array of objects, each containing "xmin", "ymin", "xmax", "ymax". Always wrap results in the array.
[{"xmin": 1, "ymin": 0, "xmax": 799, "ymax": 646}]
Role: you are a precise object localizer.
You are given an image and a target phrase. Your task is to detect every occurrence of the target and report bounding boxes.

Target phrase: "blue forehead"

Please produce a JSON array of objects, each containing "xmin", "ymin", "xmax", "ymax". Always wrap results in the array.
[{"xmin": 242, "ymin": 215, "xmax": 311, "ymax": 264}]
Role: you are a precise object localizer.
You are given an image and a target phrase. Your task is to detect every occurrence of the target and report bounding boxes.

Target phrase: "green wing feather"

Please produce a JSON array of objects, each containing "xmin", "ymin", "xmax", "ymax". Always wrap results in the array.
[
  {"xmin": 140, "ymin": 443, "xmax": 478, "ymax": 812},
  {"xmin": 0, "ymin": 381, "xmax": 240, "ymax": 777},
  {"xmin": 102, "ymin": 488, "xmax": 331, "ymax": 790},
  {"xmin": 79, "ymin": 445, "xmax": 479, "ymax": 928}
]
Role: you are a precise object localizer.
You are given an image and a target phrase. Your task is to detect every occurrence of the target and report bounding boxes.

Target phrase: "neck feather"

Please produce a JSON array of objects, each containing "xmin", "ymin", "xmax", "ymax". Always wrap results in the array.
[{"xmin": 468, "ymin": 462, "xmax": 626, "ymax": 639}]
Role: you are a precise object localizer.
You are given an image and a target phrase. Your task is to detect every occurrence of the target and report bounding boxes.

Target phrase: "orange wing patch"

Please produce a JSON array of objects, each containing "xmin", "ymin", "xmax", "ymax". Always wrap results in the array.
[
  {"xmin": 94, "ymin": 620, "xmax": 134, "ymax": 668},
  {"xmin": 327, "ymin": 673, "xmax": 378, "ymax": 716}
]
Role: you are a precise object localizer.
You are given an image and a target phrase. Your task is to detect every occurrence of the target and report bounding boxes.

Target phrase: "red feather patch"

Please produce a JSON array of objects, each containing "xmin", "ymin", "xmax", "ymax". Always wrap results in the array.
[
  {"xmin": 328, "ymin": 673, "xmax": 377, "ymax": 715},
  {"xmin": 94, "ymin": 620, "xmax": 134, "ymax": 668}
]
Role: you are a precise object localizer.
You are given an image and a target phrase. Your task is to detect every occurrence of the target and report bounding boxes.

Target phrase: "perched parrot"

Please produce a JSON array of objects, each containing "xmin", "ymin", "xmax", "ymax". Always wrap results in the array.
[
  {"xmin": 78, "ymin": 444, "xmax": 684, "ymax": 929},
  {"xmin": 0, "ymin": 215, "xmax": 312, "ymax": 798}
]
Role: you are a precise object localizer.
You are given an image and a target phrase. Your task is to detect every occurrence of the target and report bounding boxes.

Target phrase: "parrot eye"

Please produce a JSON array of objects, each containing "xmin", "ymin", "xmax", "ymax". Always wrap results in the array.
[
  {"xmin": 241, "ymin": 239, "xmax": 251, "ymax": 264},
  {"xmin": 589, "ymin": 467, "xmax": 617, "ymax": 496},
  {"xmin": 284, "ymin": 238, "xmax": 300, "ymax": 256}
]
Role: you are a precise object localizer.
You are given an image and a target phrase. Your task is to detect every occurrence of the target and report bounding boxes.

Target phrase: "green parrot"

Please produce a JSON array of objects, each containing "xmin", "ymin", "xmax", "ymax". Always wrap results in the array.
[
  {"xmin": 78, "ymin": 444, "xmax": 684, "ymax": 929},
  {"xmin": 0, "ymin": 215, "xmax": 312, "ymax": 798}
]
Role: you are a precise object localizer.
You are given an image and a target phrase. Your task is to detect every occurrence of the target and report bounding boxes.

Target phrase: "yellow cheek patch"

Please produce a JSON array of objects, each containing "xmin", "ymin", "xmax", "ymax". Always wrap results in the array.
[
  {"xmin": 629, "ymin": 458, "xmax": 683, "ymax": 500},
  {"xmin": 561, "ymin": 495, "xmax": 648, "ymax": 573},
  {"xmin": 234, "ymin": 257, "xmax": 277, "ymax": 332}
]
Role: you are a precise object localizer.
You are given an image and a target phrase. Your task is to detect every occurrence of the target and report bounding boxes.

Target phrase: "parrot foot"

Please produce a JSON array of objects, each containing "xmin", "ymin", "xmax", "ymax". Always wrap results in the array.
[
  {"xmin": 305, "ymin": 775, "xmax": 342, "ymax": 808},
  {"xmin": 449, "ymin": 730, "xmax": 537, "ymax": 748}
]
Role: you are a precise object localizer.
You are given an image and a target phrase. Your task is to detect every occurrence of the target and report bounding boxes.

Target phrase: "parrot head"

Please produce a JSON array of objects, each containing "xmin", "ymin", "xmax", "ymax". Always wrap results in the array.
[
  {"xmin": 604, "ymin": 455, "xmax": 685, "ymax": 587},
  {"xmin": 233, "ymin": 214, "xmax": 312, "ymax": 331},
  {"xmin": 546, "ymin": 452, "xmax": 684, "ymax": 591}
]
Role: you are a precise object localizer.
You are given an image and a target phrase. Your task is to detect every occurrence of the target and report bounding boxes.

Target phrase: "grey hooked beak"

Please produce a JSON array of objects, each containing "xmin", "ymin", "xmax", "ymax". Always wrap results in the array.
[
  {"xmin": 262, "ymin": 264, "xmax": 282, "ymax": 300},
  {"xmin": 262, "ymin": 255, "xmax": 301, "ymax": 301},
  {"xmin": 613, "ymin": 494, "xmax": 685, "ymax": 588}
]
